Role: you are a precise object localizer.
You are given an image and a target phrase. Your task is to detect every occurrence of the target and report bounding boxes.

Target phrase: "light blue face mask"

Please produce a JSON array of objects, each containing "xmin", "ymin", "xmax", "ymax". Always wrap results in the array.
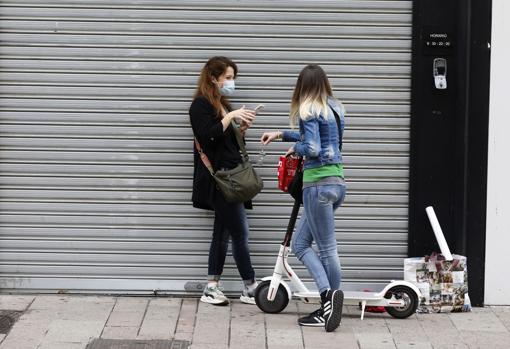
[{"xmin": 219, "ymin": 79, "xmax": 235, "ymax": 96}]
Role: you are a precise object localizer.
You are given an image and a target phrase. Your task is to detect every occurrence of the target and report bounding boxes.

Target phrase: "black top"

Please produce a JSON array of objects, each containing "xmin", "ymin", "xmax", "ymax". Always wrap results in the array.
[{"xmin": 189, "ymin": 96, "xmax": 251, "ymax": 210}]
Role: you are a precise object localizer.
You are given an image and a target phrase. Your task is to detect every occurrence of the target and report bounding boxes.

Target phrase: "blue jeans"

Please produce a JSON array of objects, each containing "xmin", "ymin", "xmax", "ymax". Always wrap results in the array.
[
  {"xmin": 208, "ymin": 193, "xmax": 255, "ymax": 284},
  {"xmin": 291, "ymin": 184, "xmax": 346, "ymax": 294}
]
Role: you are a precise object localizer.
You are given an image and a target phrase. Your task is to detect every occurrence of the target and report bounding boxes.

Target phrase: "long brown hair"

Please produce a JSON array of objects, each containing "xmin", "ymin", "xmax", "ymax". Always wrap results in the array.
[
  {"xmin": 290, "ymin": 64, "xmax": 333, "ymax": 126},
  {"xmin": 194, "ymin": 56, "xmax": 238, "ymax": 117}
]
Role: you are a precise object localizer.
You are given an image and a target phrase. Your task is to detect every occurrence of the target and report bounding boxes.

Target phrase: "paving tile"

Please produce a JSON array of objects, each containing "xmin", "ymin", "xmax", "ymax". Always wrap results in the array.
[
  {"xmin": 101, "ymin": 326, "xmax": 139, "ymax": 340},
  {"xmin": 62, "ymin": 308, "xmax": 113, "ymax": 322},
  {"xmin": 32, "ymin": 299, "xmax": 114, "ymax": 323},
  {"xmin": 104, "ymin": 298, "xmax": 148, "ymax": 329},
  {"xmin": 2, "ymin": 295, "xmax": 510, "ymax": 349},
  {"xmin": 113, "ymin": 298, "xmax": 149, "ymax": 312},
  {"xmin": 0, "ymin": 337, "xmax": 40, "ymax": 349},
  {"xmin": 431, "ymin": 344, "xmax": 469, "ymax": 349},
  {"xmin": 106, "ymin": 311, "xmax": 145, "ymax": 327},
  {"xmin": 17, "ymin": 309, "xmax": 57, "ymax": 323},
  {"xmin": 38, "ymin": 341, "xmax": 87, "ymax": 349},
  {"xmin": 0, "ymin": 296, "xmax": 35, "ymax": 311},
  {"xmin": 352, "ymin": 317, "xmax": 391, "ymax": 335},
  {"xmin": 394, "ymin": 340, "xmax": 433, "ymax": 349},
  {"xmin": 44, "ymin": 320, "xmax": 105, "ymax": 342},
  {"xmin": 450, "ymin": 310, "xmax": 508, "ymax": 332},
  {"xmin": 424, "ymin": 331, "xmax": 467, "ymax": 348},
  {"xmin": 265, "ymin": 302, "xmax": 303, "ymax": 349},
  {"xmin": 356, "ymin": 332, "xmax": 396, "ymax": 349},
  {"xmin": 145, "ymin": 298, "xmax": 181, "ymax": 320},
  {"xmin": 416, "ymin": 313, "xmax": 459, "ymax": 338},
  {"xmin": 29, "ymin": 296, "xmax": 73, "ymax": 310},
  {"xmin": 493, "ymin": 310, "xmax": 510, "ymax": 331},
  {"xmin": 60, "ymin": 297, "xmax": 115, "ymax": 321},
  {"xmin": 189, "ymin": 345, "xmax": 227, "ymax": 349},
  {"xmin": 137, "ymin": 320, "xmax": 173, "ymax": 340},
  {"xmin": 191, "ymin": 301, "xmax": 230, "ymax": 347},
  {"xmin": 137, "ymin": 298, "xmax": 181, "ymax": 339},
  {"xmin": 66, "ymin": 296, "xmax": 116, "ymax": 308},
  {"xmin": 229, "ymin": 301, "xmax": 266, "ymax": 349},
  {"xmin": 457, "ymin": 330, "xmax": 510, "ymax": 349},
  {"xmin": 25, "ymin": 296, "xmax": 114, "ymax": 323},
  {"xmin": 385, "ymin": 316, "xmax": 425, "ymax": 342},
  {"xmin": 174, "ymin": 298, "xmax": 197, "ymax": 342},
  {"xmin": 489, "ymin": 306, "xmax": 510, "ymax": 313},
  {"xmin": 2, "ymin": 321, "xmax": 48, "ymax": 345},
  {"xmin": 301, "ymin": 325, "xmax": 359, "ymax": 348}
]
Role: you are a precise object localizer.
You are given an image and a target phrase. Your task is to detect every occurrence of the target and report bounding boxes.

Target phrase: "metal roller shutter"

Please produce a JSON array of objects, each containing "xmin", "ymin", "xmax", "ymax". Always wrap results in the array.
[{"xmin": 0, "ymin": 0, "xmax": 412, "ymax": 293}]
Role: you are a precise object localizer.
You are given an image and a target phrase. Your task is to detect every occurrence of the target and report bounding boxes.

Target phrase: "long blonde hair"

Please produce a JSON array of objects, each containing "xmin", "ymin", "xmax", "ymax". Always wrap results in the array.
[{"xmin": 290, "ymin": 64, "xmax": 334, "ymax": 126}]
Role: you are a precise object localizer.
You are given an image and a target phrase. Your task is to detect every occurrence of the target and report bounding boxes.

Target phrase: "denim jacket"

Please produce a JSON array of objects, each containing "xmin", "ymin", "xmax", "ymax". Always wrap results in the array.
[{"xmin": 282, "ymin": 97, "xmax": 345, "ymax": 170}]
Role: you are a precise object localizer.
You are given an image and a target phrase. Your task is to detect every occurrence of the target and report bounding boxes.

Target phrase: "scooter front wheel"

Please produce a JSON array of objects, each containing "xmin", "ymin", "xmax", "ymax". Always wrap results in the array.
[
  {"xmin": 254, "ymin": 280, "xmax": 289, "ymax": 314},
  {"xmin": 384, "ymin": 285, "xmax": 418, "ymax": 319}
]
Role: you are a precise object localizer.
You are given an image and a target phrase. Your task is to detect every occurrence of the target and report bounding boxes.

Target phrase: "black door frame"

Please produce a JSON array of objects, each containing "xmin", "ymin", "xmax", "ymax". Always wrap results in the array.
[{"xmin": 408, "ymin": 0, "xmax": 492, "ymax": 306}]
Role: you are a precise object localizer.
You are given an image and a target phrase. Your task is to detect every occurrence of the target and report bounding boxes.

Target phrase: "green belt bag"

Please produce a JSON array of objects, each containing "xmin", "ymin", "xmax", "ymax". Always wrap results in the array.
[{"xmin": 194, "ymin": 122, "xmax": 264, "ymax": 203}]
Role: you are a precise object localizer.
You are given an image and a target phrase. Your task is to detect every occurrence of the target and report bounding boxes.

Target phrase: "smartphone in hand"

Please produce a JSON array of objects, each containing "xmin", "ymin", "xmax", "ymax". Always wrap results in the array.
[{"xmin": 253, "ymin": 104, "xmax": 265, "ymax": 114}]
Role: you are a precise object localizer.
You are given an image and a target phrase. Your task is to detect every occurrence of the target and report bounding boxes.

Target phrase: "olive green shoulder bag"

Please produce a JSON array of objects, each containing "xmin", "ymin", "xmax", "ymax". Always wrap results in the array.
[{"xmin": 194, "ymin": 122, "xmax": 264, "ymax": 203}]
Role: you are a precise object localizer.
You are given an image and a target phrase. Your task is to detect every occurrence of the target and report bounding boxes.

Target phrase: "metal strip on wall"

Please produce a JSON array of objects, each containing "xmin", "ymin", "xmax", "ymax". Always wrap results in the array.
[{"xmin": 0, "ymin": 0, "xmax": 412, "ymax": 293}]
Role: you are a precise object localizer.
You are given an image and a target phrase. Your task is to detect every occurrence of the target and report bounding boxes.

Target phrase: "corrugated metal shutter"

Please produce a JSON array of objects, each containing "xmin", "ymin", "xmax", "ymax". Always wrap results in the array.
[{"xmin": 0, "ymin": 0, "xmax": 412, "ymax": 293}]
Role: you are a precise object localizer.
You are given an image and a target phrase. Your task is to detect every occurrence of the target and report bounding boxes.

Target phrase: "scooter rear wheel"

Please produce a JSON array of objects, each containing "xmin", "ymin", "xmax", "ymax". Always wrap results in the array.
[
  {"xmin": 254, "ymin": 280, "xmax": 289, "ymax": 314},
  {"xmin": 384, "ymin": 285, "xmax": 418, "ymax": 319}
]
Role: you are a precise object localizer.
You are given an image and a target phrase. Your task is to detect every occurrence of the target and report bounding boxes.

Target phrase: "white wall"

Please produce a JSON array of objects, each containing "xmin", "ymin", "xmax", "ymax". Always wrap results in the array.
[{"xmin": 485, "ymin": 0, "xmax": 510, "ymax": 305}]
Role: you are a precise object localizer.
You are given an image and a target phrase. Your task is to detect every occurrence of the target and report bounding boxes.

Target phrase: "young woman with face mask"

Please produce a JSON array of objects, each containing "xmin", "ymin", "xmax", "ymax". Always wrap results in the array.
[
  {"xmin": 189, "ymin": 56, "xmax": 258, "ymax": 306},
  {"xmin": 261, "ymin": 64, "xmax": 346, "ymax": 332}
]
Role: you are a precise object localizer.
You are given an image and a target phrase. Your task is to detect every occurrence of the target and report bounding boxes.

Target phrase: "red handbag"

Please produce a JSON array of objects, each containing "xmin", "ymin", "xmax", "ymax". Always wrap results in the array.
[{"xmin": 277, "ymin": 156, "xmax": 301, "ymax": 192}]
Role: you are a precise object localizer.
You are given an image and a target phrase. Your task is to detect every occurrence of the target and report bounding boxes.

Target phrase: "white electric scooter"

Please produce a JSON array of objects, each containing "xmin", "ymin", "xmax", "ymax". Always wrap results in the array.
[{"xmin": 254, "ymin": 200, "xmax": 421, "ymax": 320}]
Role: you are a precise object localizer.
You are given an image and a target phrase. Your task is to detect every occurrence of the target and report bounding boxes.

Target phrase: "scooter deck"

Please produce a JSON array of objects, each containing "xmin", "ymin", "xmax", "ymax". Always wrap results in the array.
[
  {"xmin": 344, "ymin": 291, "xmax": 383, "ymax": 300},
  {"xmin": 294, "ymin": 291, "xmax": 382, "ymax": 301},
  {"xmin": 294, "ymin": 291, "xmax": 394, "ymax": 320}
]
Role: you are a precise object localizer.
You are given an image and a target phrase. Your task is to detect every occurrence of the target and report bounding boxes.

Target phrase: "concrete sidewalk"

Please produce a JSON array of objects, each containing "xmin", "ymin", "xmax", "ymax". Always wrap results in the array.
[{"xmin": 0, "ymin": 295, "xmax": 509, "ymax": 349}]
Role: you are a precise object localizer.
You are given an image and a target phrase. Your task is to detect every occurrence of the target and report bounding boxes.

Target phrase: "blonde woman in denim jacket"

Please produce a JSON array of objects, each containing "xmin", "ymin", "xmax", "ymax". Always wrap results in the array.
[{"xmin": 261, "ymin": 64, "xmax": 346, "ymax": 332}]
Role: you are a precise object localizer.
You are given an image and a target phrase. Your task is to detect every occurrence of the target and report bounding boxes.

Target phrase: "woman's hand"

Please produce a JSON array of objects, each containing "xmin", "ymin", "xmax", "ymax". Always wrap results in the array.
[
  {"xmin": 223, "ymin": 106, "xmax": 255, "ymax": 131},
  {"xmin": 260, "ymin": 131, "xmax": 282, "ymax": 145},
  {"xmin": 285, "ymin": 145, "xmax": 295, "ymax": 156},
  {"xmin": 239, "ymin": 121, "xmax": 250, "ymax": 136},
  {"xmin": 228, "ymin": 106, "xmax": 255, "ymax": 124}
]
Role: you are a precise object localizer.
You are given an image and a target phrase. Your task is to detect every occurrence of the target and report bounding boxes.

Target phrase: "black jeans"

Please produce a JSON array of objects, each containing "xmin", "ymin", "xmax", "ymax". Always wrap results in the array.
[{"xmin": 208, "ymin": 192, "xmax": 255, "ymax": 284}]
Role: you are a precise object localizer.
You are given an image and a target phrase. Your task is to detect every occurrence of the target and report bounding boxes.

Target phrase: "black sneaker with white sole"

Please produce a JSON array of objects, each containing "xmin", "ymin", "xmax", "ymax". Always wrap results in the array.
[
  {"xmin": 298, "ymin": 308, "xmax": 325, "ymax": 327},
  {"xmin": 322, "ymin": 289, "xmax": 344, "ymax": 332}
]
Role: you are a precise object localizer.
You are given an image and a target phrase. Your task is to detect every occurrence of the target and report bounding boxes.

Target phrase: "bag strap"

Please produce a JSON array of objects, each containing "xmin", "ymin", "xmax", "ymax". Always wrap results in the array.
[
  {"xmin": 194, "ymin": 121, "xmax": 248, "ymax": 175},
  {"xmin": 194, "ymin": 138, "xmax": 215, "ymax": 175},
  {"xmin": 330, "ymin": 107, "xmax": 343, "ymax": 152},
  {"xmin": 230, "ymin": 121, "xmax": 249, "ymax": 160}
]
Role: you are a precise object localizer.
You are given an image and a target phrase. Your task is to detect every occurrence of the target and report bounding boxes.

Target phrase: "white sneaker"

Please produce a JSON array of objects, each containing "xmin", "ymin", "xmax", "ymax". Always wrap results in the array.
[
  {"xmin": 240, "ymin": 285, "xmax": 256, "ymax": 305},
  {"xmin": 200, "ymin": 285, "xmax": 229, "ymax": 306}
]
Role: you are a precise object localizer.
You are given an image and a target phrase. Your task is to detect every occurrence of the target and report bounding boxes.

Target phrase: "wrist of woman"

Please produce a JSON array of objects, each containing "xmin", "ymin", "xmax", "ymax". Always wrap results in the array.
[
  {"xmin": 224, "ymin": 112, "xmax": 234, "ymax": 121},
  {"xmin": 221, "ymin": 113, "xmax": 234, "ymax": 131}
]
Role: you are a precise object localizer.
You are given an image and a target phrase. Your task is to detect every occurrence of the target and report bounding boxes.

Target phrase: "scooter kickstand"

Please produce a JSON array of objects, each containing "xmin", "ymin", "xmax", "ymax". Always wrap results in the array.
[{"xmin": 360, "ymin": 300, "xmax": 367, "ymax": 320}]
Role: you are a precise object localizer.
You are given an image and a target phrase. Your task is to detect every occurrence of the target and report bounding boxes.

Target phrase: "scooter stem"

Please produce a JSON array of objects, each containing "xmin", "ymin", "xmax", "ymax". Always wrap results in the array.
[
  {"xmin": 283, "ymin": 200, "xmax": 301, "ymax": 246},
  {"xmin": 268, "ymin": 245, "xmax": 309, "ymax": 297}
]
